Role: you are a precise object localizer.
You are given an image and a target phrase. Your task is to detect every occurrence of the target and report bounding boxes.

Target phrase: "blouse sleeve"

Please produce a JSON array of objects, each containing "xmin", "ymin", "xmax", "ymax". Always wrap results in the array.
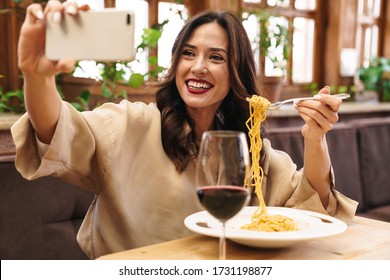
[
  {"xmin": 11, "ymin": 100, "xmax": 159, "ymax": 193},
  {"xmin": 11, "ymin": 101, "xmax": 100, "ymax": 192}
]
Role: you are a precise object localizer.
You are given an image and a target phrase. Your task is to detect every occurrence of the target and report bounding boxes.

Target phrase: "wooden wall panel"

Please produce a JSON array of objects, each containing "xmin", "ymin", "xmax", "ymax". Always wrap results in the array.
[
  {"xmin": 324, "ymin": 0, "xmax": 357, "ymax": 90},
  {"xmin": 0, "ymin": 0, "xmax": 26, "ymax": 92},
  {"xmin": 0, "ymin": 0, "xmax": 10, "ymax": 91},
  {"xmin": 184, "ymin": 0, "xmax": 206, "ymax": 16},
  {"xmin": 384, "ymin": 0, "xmax": 390, "ymax": 57},
  {"xmin": 324, "ymin": 0, "xmax": 342, "ymax": 87},
  {"xmin": 205, "ymin": 0, "xmax": 240, "ymax": 14}
]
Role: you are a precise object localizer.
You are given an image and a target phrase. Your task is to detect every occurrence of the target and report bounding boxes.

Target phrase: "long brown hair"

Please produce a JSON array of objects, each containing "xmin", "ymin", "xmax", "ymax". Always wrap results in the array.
[{"xmin": 156, "ymin": 11, "xmax": 262, "ymax": 173}]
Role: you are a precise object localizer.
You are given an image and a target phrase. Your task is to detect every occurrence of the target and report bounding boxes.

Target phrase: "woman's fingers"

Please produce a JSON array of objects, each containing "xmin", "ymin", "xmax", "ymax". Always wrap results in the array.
[
  {"xmin": 297, "ymin": 105, "xmax": 334, "ymax": 130},
  {"xmin": 295, "ymin": 86, "xmax": 344, "ymax": 140},
  {"xmin": 45, "ymin": 0, "xmax": 64, "ymax": 13},
  {"xmin": 314, "ymin": 93, "xmax": 342, "ymax": 112},
  {"xmin": 63, "ymin": 1, "xmax": 78, "ymax": 15},
  {"xmin": 296, "ymin": 86, "xmax": 341, "ymax": 123},
  {"xmin": 311, "ymin": 86, "xmax": 344, "ymax": 112},
  {"xmin": 44, "ymin": 0, "xmax": 65, "ymax": 24},
  {"xmin": 78, "ymin": 4, "xmax": 91, "ymax": 11},
  {"xmin": 26, "ymin": 1, "xmax": 90, "ymax": 24},
  {"xmin": 25, "ymin": 4, "xmax": 44, "ymax": 24},
  {"xmin": 63, "ymin": 1, "xmax": 91, "ymax": 14},
  {"xmin": 56, "ymin": 59, "xmax": 76, "ymax": 73}
]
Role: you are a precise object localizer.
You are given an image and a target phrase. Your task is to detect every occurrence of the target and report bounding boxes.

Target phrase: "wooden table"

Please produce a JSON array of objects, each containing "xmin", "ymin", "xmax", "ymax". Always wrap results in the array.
[{"xmin": 98, "ymin": 216, "xmax": 390, "ymax": 260}]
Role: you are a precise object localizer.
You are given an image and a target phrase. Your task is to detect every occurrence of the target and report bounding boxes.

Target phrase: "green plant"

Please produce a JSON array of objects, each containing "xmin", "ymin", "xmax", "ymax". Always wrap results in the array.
[
  {"xmin": 0, "ymin": 73, "xmax": 25, "ymax": 113},
  {"xmin": 0, "ymin": 87, "xmax": 25, "ymax": 114},
  {"xmin": 359, "ymin": 56, "xmax": 390, "ymax": 102},
  {"xmin": 305, "ymin": 82, "xmax": 355, "ymax": 98},
  {"xmin": 69, "ymin": 21, "xmax": 168, "ymax": 111},
  {"xmin": 243, "ymin": 10, "xmax": 290, "ymax": 76}
]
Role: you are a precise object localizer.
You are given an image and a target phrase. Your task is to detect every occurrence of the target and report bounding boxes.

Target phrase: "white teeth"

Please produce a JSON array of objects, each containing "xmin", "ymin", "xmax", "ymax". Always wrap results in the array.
[{"xmin": 187, "ymin": 81, "xmax": 211, "ymax": 90}]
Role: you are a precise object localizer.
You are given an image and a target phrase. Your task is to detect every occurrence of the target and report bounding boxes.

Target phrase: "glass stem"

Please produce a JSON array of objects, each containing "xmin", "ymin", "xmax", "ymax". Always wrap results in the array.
[{"xmin": 219, "ymin": 221, "xmax": 226, "ymax": 260}]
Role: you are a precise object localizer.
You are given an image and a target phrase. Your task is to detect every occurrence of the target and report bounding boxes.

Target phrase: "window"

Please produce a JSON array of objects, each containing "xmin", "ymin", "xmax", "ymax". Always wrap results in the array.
[
  {"xmin": 292, "ymin": 17, "xmax": 314, "ymax": 83},
  {"xmin": 158, "ymin": 2, "xmax": 187, "ymax": 68},
  {"xmin": 241, "ymin": 0, "xmax": 317, "ymax": 85},
  {"xmin": 356, "ymin": 0, "xmax": 383, "ymax": 67}
]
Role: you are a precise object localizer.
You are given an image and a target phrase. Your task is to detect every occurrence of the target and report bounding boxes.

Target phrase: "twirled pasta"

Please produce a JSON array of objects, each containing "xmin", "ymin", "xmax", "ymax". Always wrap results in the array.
[{"xmin": 241, "ymin": 95, "xmax": 297, "ymax": 232}]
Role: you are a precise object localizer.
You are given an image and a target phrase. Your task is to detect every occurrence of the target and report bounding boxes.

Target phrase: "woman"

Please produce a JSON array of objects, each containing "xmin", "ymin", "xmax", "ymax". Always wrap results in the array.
[{"xmin": 12, "ymin": 1, "xmax": 357, "ymax": 259}]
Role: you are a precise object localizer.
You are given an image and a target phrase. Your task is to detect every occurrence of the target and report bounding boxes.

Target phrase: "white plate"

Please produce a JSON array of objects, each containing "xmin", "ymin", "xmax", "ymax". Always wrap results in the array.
[{"xmin": 184, "ymin": 206, "xmax": 347, "ymax": 248}]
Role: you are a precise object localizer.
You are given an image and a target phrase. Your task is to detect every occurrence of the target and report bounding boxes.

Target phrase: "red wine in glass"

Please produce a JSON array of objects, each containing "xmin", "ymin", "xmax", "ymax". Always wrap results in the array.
[{"xmin": 197, "ymin": 186, "xmax": 249, "ymax": 222}]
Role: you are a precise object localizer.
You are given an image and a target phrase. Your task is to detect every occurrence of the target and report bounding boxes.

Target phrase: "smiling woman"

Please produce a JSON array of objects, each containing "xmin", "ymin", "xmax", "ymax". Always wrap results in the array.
[
  {"xmin": 176, "ymin": 22, "xmax": 230, "ymax": 125},
  {"xmin": 12, "ymin": 5, "xmax": 357, "ymax": 260}
]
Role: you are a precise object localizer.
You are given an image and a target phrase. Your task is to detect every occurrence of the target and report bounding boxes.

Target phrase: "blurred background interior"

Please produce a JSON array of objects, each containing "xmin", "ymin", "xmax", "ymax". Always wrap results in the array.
[{"xmin": 1, "ymin": 0, "xmax": 390, "ymax": 260}]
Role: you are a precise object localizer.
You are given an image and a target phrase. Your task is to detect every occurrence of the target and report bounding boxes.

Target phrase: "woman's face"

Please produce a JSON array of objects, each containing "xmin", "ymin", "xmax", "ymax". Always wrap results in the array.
[{"xmin": 175, "ymin": 22, "xmax": 230, "ymax": 118}]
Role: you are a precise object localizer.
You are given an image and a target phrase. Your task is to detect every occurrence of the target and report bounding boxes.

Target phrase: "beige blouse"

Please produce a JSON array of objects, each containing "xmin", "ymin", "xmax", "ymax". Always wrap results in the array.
[{"xmin": 11, "ymin": 100, "xmax": 358, "ymax": 259}]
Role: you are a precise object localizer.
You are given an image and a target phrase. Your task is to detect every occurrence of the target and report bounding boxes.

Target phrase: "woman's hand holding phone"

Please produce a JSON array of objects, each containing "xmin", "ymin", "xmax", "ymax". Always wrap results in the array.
[
  {"xmin": 18, "ymin": 1, "xmax": 135, "ymax": 77},
  {"xmin": 18, "ymin": 0, "xmax": 90, "ymax": 76}
]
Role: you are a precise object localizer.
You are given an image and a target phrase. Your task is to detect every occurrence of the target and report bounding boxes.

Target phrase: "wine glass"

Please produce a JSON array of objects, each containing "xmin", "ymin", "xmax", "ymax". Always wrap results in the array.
[{"xmin": 195, "ymin": 130, "xmax": 251, "ymax": 260}]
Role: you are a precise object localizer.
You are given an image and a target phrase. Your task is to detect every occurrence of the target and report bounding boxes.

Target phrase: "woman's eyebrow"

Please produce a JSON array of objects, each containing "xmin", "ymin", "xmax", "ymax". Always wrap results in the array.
[
  {"xmin": 210, "ymin": 47, "xmax": 228, "ymax": 55},
  {"xmin": 184, "ymin": 43, "xmax": 228, "ymax": 55}
]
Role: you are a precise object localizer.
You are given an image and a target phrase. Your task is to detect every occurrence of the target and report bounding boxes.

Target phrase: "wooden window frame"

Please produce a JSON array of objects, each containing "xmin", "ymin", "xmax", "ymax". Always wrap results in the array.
[
  {"xmin": 240, "ymin": 0, "xmax": 322, "ymax": 97},
  {"xmin": 357, "ymin": 0, "xmax": 387, "ymax": 65}
]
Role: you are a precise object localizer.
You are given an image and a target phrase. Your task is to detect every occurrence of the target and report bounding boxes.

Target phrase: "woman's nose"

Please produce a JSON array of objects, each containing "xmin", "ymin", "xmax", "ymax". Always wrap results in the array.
[{"xmin": 191, "ymin": 58, "xmax": 208, "ymax": 75}]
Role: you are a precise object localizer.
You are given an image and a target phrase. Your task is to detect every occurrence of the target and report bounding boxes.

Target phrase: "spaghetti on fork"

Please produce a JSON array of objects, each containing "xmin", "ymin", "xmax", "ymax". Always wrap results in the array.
[{"xmin": 241, "ymin": 95, "xmax": 297, "ymax": 232}]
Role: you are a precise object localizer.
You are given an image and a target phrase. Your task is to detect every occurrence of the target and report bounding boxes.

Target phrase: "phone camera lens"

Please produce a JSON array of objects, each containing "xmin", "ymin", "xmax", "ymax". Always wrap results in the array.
[{"xmin": 127, "ymin": 14, "xmax": 131, "ymax": 25}]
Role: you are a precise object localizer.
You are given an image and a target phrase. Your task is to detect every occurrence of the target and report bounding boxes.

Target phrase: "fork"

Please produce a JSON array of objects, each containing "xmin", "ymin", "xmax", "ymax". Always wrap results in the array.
[{"xmin": 268, "ymin": 93, "xmax": 350, "ymax": 110}]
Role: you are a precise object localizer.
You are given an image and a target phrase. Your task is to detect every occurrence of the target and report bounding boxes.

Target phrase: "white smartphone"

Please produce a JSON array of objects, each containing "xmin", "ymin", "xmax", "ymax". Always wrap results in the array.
[{"xmin": 45, "ymin": 9, "xmax": 135, "ymax": 61}]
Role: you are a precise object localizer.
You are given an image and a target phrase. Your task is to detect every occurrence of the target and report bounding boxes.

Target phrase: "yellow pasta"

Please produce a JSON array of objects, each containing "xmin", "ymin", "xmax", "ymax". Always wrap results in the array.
[{"xmin": 241, "ymin": 95, "xmax": 297, "ymax": 232}]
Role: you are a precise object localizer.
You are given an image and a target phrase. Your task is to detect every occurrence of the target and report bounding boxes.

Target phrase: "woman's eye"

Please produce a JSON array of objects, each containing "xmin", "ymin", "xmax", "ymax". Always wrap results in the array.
[
  {"xmin": 210, "ymin": 54, "xmax": 224, "ymax": 61},
  {"xmin": 182, "ymin": 50, "xmax": 195, "ymax": 57}
]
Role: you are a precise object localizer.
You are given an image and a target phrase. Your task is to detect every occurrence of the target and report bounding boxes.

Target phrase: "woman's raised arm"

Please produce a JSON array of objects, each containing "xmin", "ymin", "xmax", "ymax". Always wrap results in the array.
[
  {"xmin": 294, "ymin": 86, "xmax": 343, "ymax": 208},
  {"xmin": 18, "ymin": 1, "xmax": 88, "ymax": 143}
]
